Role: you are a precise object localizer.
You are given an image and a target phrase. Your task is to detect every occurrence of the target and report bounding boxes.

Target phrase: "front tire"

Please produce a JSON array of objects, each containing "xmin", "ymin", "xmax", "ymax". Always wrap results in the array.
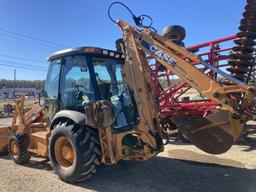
[
  {"xmin": 49, "ymin": 122, "xmax": 100, "ymax": 183},
  {"xmin": 8, "ymin": 133, "xmax": 31, "ymax": 164}
]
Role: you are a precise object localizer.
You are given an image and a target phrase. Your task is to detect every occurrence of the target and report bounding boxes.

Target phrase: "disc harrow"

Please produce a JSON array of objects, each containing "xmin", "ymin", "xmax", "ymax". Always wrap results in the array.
[{"xmin": 227, "ymin": 0, "xmax": 256, "ymax": 81}]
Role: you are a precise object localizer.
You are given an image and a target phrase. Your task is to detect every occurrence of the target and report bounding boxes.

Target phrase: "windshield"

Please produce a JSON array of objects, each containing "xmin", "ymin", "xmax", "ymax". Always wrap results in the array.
[{"xmin": 92, "ymin": 57, "xmax": 138, "ymax": 130}]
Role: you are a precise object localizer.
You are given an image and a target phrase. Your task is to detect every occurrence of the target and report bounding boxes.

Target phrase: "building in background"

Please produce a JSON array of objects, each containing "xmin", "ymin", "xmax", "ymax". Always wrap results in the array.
[{"xmin": 0, "ymin": 88, "xmax": 40, "ymax": 99}]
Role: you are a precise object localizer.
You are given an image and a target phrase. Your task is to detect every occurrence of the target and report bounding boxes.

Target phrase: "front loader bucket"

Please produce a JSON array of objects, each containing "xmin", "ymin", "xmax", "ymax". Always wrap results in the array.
[
  {"xmin": 0, "ymin": 127, "xmax": 10, "ymax": 153},
  {"xmin": 172, "ymin": 110, "xmax": 244, "ymax": 154}
]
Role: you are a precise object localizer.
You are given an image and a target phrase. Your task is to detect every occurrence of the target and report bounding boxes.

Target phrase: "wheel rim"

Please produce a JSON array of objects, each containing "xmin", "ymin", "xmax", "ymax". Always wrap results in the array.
[
  {"xmin": 10, "ymin": 140, "xmax": 19, "ymax": 159},
  {"xmin": 54, "ymin": 136, "xmax": 74, "ymax": 168}
]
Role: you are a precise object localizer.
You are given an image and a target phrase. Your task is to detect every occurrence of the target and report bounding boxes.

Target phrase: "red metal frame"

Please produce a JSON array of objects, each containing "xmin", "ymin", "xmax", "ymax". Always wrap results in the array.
[{"xmin": 151, "ymin": 35, "xmax": 237, "ymax": 117}]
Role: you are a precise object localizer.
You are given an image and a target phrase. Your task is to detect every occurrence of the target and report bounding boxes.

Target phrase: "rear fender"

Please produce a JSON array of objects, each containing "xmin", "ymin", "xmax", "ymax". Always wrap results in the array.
[{"xmin": 50, "ymin": 110, "xmax": 85, "ymax": 130}]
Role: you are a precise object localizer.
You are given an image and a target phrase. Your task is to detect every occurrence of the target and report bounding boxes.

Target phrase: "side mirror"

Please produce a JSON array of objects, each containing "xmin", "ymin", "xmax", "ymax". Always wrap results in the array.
[{"xmin": 38, "ymin": 90, "xmax": 47, "ymax": 107}]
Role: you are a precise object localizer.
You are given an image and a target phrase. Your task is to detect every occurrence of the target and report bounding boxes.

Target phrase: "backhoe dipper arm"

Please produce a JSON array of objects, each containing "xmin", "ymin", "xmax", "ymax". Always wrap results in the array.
[
  {"xmin": 118, "ymin": 20, "xmax": 255, "ymax": 154},
  {"xmin": 118, "ymin": 20, "xmax": 162, "ymax": 151}
]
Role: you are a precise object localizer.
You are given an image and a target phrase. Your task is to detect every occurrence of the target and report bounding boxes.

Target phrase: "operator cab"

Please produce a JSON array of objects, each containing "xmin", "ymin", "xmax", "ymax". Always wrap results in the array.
[{"xmin": 45, "ymin": 47, "xmax": 138, "ymax": 131}]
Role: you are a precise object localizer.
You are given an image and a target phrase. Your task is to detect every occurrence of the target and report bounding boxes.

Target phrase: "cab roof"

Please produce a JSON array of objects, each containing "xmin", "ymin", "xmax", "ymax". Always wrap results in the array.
[{"xmin": 47, "ymin": 46, "xmax": 125, "ymax": 61}]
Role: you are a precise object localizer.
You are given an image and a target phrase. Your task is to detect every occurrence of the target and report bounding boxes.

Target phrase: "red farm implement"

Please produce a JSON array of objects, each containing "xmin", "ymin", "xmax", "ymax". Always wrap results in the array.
[{"xmin": 151, "ymin": 35, "xmax": 242, "ymax": 132}]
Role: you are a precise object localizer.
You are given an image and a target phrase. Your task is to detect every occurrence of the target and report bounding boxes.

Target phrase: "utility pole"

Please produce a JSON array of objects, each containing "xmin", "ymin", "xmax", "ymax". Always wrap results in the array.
[
  {"xmin": 2, "ymin": 83, "xmax": 6, "ymax": 99},
  {"xmin": 13, "ymin": 69, "xmax": 16, "ymax": 100}
]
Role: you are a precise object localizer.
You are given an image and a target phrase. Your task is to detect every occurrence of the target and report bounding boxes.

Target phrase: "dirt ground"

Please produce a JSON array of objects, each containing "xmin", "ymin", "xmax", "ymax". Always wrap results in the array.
[{"xmin": 0, "ymin": 119, "xmax": 255, "ymax": 192}]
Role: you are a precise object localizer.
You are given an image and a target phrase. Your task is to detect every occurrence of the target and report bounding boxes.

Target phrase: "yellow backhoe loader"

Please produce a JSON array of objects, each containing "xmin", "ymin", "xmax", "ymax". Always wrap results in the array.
[{"xmin": 0, "ymin": 1, "xmax": 255, "ymax": 183}]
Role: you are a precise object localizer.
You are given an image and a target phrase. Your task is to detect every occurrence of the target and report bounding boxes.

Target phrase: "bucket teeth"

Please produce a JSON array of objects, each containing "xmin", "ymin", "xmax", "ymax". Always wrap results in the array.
[{"xmin": 227, "ymin": 1, "xmax": 256, "ymax": 82}]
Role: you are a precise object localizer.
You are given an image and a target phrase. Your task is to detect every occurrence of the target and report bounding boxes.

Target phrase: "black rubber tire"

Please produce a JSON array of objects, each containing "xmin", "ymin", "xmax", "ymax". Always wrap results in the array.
[
  {"xmin": 163, "ymin": 25, "xmax": 186, "ymax": 40},
  {"xmin": 49, "ymin": 122, "xmax": 100, "ymax": 183},
  {"xmin": 8, "ymin": 133, "xmax": 31, "ymax": 164}
]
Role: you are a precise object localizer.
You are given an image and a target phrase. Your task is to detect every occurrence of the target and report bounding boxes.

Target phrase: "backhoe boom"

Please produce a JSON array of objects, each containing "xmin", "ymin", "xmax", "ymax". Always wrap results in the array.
[{"xmin": 118, "ymin": 19, "xmax": 255, "ymax": 154}]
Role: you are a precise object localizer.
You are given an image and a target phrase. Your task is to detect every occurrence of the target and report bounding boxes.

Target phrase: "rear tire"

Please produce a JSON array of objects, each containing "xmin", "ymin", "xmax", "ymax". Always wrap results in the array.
[
  {"xmin": 8, "ymin": 133, "xmax": 31, "ymax": 164},
  {"xmin": 49, "ymin": 122, "xmax": 100, "ymax": 183}
]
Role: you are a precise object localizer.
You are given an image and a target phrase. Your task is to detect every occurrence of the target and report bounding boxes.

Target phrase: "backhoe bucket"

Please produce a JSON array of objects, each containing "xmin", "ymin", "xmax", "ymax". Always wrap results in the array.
[
  {"xmin": 0, "ymin": 127, "xmax": 10, "ymax": 153},
  {"xmin": 172, "ymin": 110, "xmax": 244, "ymax": 154}
]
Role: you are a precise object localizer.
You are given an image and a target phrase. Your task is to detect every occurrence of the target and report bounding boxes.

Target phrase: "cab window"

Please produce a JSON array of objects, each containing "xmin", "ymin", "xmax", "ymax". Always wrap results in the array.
[
  {"xmin": 61, "ymin": 55, "xmax": 94, "ymax": 109},
  {"xmin": 45, "ymin": 59, "xmax": 61, "ymax": 99},
  {"xmin": 93, "ymin": 58, "xmax": 138, "ymax": 130}
]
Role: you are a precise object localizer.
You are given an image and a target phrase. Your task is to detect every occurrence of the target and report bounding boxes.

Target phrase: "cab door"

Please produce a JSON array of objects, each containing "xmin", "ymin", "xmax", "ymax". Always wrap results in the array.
[{"xmin": 44, "ymin": 59, "xmax": 62, "ymax": 121}]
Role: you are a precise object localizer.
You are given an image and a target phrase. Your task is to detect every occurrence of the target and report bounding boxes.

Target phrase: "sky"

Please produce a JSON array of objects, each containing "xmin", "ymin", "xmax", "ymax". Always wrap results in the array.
[{"xmin": 0, "ymin": 0, "xmax": 245, "ymax": 80}]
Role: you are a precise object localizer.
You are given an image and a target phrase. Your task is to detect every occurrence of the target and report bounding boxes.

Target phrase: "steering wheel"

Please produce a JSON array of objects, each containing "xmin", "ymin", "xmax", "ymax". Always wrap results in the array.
[
  {"xmin": 74, "ymin": 85, "xmax": 94, "ymax": 94},
  {"xmin": 73, "ymin": 85, "xmax": 94, "ymax": 101}
]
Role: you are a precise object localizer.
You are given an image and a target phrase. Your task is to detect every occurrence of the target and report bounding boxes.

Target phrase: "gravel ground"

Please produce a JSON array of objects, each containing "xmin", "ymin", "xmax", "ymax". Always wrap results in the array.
[{"xmin": 0, "ymin": 120, "xmax": 255, "ymax": 192}]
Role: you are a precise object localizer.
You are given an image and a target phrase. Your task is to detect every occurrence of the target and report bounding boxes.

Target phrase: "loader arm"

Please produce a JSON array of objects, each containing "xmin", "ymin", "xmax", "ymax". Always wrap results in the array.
[{"xmin": 118, "ymin": 20, "xmax": 255, "ymax": 154}]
